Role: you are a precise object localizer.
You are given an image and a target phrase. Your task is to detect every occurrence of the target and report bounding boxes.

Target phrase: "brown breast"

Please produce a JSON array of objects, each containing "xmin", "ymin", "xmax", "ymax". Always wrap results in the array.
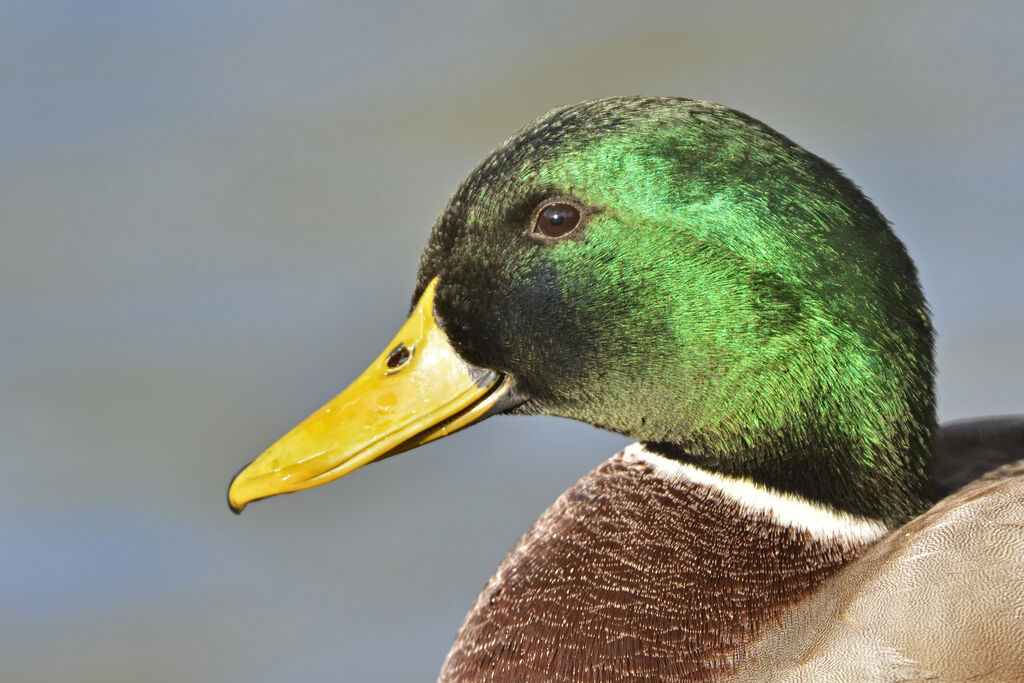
[{"xmin": 438, "ymin": 449, "xmax": 877, "ymax": 683}]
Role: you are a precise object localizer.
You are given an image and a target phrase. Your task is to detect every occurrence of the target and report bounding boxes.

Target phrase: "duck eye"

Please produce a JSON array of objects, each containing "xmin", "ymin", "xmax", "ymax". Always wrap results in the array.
[{"xmin": 533, "ymin": 202, "xmax": 582, "ymax": 239}]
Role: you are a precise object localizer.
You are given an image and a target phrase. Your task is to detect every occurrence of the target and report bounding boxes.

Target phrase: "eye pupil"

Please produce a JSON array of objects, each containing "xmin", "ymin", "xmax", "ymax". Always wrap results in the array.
[{"xmin": 535, "ymin": 202, "xmax": 581, "ymax": 238}]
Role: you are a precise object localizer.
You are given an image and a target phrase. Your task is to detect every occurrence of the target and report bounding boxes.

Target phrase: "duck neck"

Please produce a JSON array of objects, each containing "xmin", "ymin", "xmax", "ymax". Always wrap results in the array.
[
  {"xmin": 645, "ymin": 422, "xmax": 936, "ymax": 526},
  {"xmin": 630, "ymin": 444, "xmax": 891, "ymax": 544}
]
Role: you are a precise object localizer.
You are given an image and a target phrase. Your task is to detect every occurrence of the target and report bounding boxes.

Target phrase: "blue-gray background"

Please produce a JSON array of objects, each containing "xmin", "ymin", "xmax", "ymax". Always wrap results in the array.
[{"xmin": 3, "ymin": 2, "xmax": 1022, "ymax": 681}]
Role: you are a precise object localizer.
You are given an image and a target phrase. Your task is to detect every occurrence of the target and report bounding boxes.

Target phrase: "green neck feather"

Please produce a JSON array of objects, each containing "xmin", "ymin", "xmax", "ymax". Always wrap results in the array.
[{"xmin": 419, "ymin": 98, "xmax": 937, "ymax": 525}]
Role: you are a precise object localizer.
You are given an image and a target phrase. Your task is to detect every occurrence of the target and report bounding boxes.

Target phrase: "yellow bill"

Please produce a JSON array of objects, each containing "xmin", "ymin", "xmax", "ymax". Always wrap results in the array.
[{"xmin": 228, "ymin": 277, "xmax": 509, "ymax": 512}]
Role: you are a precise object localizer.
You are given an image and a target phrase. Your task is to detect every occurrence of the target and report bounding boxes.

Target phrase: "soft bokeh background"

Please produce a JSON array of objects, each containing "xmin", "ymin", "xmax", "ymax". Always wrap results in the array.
[{"xmin": 2, "ymin": 2, "xmax": 1022, "ymax": 681}]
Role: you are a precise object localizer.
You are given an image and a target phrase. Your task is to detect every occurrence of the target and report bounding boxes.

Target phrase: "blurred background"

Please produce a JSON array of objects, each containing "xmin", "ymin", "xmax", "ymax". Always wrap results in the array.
[{"xmin": 2, "ymin": 2, "xmax": 1022, "ymax": 681}]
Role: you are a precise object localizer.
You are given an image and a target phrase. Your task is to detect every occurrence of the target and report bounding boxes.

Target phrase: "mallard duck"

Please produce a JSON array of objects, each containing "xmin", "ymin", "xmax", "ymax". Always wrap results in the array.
[{"xmin": 228, "ymin": 97, "xmax": 1024, "ymax": 681}]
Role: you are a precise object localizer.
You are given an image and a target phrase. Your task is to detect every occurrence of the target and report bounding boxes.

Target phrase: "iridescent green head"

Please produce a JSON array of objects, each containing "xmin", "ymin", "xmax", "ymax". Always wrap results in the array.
[{"xmin": 416, "ymin": 97, "xmax": 935, "ymax": 523}]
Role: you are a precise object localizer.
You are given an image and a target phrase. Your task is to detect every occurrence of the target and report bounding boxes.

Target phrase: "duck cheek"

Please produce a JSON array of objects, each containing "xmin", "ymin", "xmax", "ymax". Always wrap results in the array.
[
  {"xmin": 501, "ymin": 316, "xmax": 602, "ymax": 403},
  {"xmin": 432, "ymin": 290, "xmax": 515, "ymax": 374}
]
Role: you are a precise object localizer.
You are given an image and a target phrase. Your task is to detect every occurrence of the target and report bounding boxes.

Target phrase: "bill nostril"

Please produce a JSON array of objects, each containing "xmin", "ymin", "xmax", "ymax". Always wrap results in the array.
[{"xmin": 386, "ymin": 344, "xmax": 412, "ymax": 369}]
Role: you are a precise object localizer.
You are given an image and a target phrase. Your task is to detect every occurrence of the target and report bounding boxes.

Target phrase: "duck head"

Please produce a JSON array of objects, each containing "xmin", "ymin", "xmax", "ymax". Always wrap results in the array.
[{"xmin": 229, "ymin": 97, "xmax": 936, "ymax": 524}]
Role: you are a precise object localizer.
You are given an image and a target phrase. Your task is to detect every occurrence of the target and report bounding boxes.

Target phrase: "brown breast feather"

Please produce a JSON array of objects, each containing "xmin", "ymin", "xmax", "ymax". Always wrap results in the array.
[{"xmin": 438, "ymin": 451, "xmax": 874, "ymax": 682}]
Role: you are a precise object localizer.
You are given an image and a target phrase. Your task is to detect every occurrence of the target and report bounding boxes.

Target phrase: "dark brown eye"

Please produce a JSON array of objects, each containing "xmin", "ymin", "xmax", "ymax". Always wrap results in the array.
[{"xmin": 533, "ymin": 202, "xmax": 582, "ymax": 238}]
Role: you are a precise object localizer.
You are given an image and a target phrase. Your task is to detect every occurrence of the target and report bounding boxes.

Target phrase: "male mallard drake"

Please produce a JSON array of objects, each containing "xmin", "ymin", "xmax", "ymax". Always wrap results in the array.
[{"xmin": 228, "ymin": 98, "xmax": 1024, "ymax": 681}]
